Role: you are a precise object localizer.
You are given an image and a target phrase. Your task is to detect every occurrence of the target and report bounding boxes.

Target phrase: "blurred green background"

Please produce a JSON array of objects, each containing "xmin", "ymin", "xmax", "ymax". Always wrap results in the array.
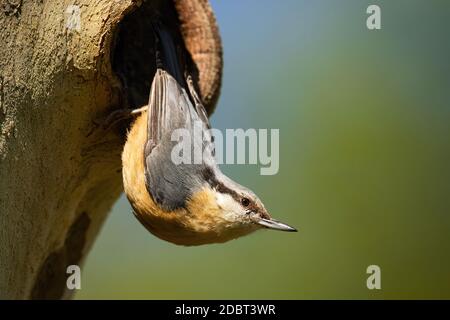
[{"xmin": 76, "ymin": 0, "xmax": 450, "ymax": 299}]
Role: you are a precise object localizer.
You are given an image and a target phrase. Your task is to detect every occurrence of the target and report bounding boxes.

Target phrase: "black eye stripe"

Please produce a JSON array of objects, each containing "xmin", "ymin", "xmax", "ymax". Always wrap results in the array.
[
  {"xmin": 202, "ymin": 167, "xmax": 241, "ymax": 202},
  {"xmin": 201, "ymin": 167, "xmax": 255, "ymax": 210}
]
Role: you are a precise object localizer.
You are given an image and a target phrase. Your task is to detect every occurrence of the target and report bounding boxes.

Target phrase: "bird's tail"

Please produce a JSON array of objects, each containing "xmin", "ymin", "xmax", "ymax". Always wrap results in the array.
[{"xmin": 151, "ymin": 21, "xmax": 186, "ymax": 86}]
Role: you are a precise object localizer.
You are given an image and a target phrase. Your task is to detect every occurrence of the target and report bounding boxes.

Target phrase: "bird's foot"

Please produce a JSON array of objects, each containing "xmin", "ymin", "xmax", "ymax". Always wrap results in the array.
[{"xmin": 87, "ymin": 105, "xmax": 148, "ymax": 137}]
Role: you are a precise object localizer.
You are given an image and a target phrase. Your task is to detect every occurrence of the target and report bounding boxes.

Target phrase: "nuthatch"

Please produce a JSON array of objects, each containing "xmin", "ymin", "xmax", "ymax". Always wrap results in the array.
[{"xmin": 121, "ymin": 24, "xmax": 296, "ymax": 246}]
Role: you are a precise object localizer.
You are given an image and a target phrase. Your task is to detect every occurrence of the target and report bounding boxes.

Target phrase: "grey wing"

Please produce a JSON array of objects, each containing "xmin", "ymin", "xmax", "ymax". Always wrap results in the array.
[{"xmin": 144, "ymin": 69, "xmax": 215, "ymax": 211}]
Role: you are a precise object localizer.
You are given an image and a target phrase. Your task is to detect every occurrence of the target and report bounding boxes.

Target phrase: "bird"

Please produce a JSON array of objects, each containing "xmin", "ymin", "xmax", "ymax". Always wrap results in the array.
[{"xmin": 121, "ymin": 23, "xmax": 296, "ymax": 246}]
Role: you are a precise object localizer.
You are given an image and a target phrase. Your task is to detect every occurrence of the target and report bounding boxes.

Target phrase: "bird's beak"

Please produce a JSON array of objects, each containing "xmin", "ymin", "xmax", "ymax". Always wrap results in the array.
[{"xmin": 256, "ymin": 218, "xmax": 297, "ymax": 232}]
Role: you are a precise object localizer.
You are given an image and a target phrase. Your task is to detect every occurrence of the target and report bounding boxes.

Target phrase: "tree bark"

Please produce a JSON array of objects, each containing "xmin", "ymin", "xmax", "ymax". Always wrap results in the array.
[{"xmin": 0, "ymin": 0, "xmax": 222, "ymax": 299}]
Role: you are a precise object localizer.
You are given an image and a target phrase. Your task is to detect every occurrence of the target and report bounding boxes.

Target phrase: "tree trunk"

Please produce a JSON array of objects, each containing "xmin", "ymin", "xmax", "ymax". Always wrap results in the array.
[{"xmin": 0, "ymin": 0, "xmax": 222, "ymax": 299}]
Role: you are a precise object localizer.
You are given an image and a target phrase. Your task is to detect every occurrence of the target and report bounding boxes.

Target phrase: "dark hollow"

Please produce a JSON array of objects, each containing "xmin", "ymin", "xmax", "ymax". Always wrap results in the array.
[{"xmin": 111, "ymin": 0, "xmax": 186, "ymax": 111}]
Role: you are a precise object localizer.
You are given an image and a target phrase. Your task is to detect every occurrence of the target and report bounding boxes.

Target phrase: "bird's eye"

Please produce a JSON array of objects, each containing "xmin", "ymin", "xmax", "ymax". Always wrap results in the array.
[{"xmin": 241, "ymin": 197, "xmax": 250, "ymax": 207}]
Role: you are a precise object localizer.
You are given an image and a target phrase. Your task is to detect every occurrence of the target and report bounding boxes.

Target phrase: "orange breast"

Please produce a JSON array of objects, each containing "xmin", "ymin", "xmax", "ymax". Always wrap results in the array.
[{"xmin": 121, "ymin": 112, "xmax": 255, "ymax": 245}]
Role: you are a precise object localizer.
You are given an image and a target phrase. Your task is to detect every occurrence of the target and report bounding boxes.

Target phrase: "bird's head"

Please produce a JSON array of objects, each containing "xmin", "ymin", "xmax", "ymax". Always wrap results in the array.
[
  {"xmin": 181, "ymin": 168, "xmax": 297, "ymax": 245},
  {"xmin": 216, "ymin": 176, "xmax": 296, "ymax": 230}
]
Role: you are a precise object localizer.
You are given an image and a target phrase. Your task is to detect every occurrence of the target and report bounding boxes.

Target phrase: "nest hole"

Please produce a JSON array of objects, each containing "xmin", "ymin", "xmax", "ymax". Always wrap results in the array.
[{"xmin": 111, "ymin": 0, "xmax": 185, "ymax": 110}]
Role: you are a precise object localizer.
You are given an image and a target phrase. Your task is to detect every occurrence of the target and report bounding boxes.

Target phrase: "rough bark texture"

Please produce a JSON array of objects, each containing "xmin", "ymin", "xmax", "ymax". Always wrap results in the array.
[{"xmin": 0, "ymin": 0, "xmax": 222, "ymax": 299}]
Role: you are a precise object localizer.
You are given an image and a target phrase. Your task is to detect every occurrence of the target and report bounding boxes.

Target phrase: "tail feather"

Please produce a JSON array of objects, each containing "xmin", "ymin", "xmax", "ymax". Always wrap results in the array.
[{"xmin": 152, "ymin": 22, "xmax": 185, "ymax": 85}]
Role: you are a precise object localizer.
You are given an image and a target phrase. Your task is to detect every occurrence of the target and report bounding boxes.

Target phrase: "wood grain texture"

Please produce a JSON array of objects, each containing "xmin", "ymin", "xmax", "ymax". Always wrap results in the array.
[{"xmin": 174, "ymin": 0, "xmax": 223, "ymax": 114}]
